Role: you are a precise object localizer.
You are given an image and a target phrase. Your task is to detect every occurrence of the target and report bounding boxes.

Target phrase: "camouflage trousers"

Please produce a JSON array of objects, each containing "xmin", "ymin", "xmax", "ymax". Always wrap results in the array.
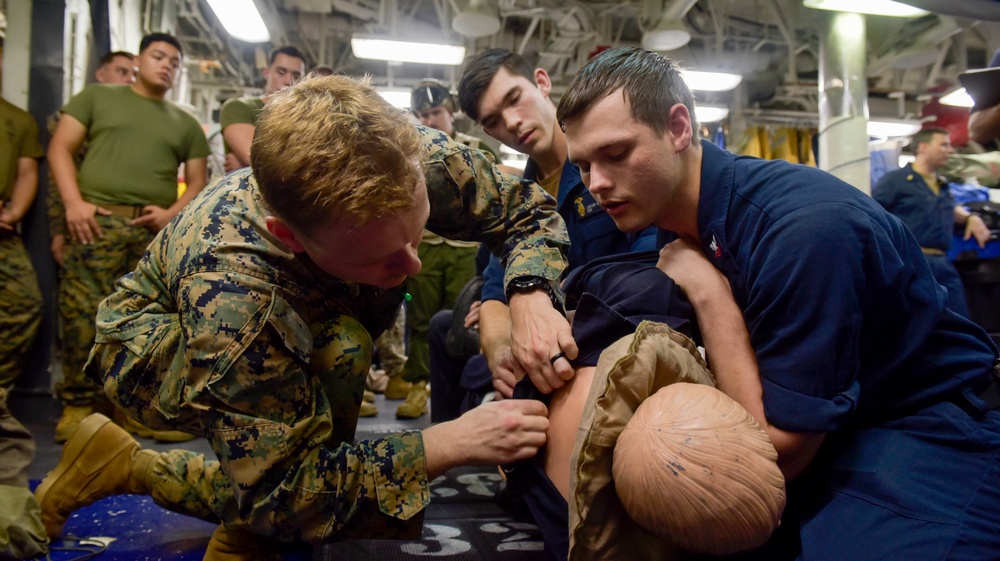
[
  {"xmin": 57, "ymin": 215, "xmax": 153, "ymax": 406},
  {"xmin": 0, "ymin": 234, "xmax": 42, "ymax": 389},
  {"xmin": 0, "ymin": 387, "xmax": 36, "ymax": 488},
  {"xmin": 93, "ymin": 313, "xmax": 427, "ymax": 540},
  {"xmin": 402, "ymin": 243, "xmax": 477, "ymax": 384},
  {"xmin": 373, "ymin": 304, "xmax": 407, "ymax": 378}
]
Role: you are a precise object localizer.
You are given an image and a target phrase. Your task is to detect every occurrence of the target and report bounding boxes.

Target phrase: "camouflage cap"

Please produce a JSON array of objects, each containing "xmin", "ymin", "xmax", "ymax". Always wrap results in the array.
[{"xmin": 410, "ymin": 79, "xmax": 458, "ymax": 114}]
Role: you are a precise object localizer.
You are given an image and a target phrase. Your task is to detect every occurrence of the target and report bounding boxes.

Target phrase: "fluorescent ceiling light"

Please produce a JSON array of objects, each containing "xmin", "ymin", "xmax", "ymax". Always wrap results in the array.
[
  {"xmin": 351, "ymin": 35, "xmax": 466, "ymax": 65},
  {"xmin": 206, "ymin": 0, "xmax": 270, "ymax": 42},
  {"xmin": 802, "ymin": 0, "xmax": 929, "ymax": 17},
  {"xmin": 867, "ymin": 118, "xmax": 922, "ymax": 138},
  {"xmin": 681, "ymin": 70, "xmax": 743, "ymax": 92},
  {"xmin": 695, "ymin": 104, "xmax": 729, "ymax": 123},
  {"xmin": 939, "ymin": 88, "xmax": 974, "ymax": 108},
  {"xmin": 378, "ymin": 89, "xmax": 411, "ymax": 109}
]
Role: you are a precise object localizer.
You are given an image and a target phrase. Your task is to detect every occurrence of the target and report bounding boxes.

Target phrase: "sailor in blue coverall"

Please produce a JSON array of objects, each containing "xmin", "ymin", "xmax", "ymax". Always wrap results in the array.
[
  {"xmin": 872, "ymin": 128, "xmax": 991, "ymax": 319},
  {"xmin": 558, "ymin": 47, "xmax": 1000, "ymax": 561},
  {"xmin": 691, "ymin": 140, "xmax": 1000, "ymax": 559},
  {"xmin": 428, "ymin": 157, "xmax": 660, "ymax": 422}
]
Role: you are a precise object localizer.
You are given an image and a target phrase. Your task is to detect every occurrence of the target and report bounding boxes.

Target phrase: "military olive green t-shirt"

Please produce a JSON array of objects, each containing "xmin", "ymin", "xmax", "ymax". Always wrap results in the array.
[
  {"xmin": 62, "ymin": 84, "xmax": 210, "ymax": 208},
  {"xmin": 219, "ymin": 96, "xmax": 265, "ymax": 154},
  {"xmin": 0, "ymin": 98, "xmax": 45, "ymax": 200}
]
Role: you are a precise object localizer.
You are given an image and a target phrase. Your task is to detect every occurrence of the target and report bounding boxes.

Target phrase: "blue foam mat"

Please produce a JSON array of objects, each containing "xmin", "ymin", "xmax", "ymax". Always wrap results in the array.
[{"xmin": 29, "ymin": 482, "xmax": 310, "ymax": 561}]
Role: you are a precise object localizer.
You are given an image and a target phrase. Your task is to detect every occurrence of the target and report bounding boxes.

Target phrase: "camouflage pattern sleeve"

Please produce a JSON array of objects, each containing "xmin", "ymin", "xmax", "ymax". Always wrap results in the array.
[
  {"xmin": 177, "ymin": 271, "xmax": 430, "ymax": 541},
  {"xmin": 419, "ymin": 126, "xmax": 570, "ymax": 290}
]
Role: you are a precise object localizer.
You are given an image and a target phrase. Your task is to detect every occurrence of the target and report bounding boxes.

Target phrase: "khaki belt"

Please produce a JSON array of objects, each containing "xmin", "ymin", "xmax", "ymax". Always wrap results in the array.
[
  {"xmin": 101, "ymin": 204, "xmax": 145, "ymax": 219},
  {"xmin": 921, "ymin": 247, "xmax": 946, "ymax": 256}
]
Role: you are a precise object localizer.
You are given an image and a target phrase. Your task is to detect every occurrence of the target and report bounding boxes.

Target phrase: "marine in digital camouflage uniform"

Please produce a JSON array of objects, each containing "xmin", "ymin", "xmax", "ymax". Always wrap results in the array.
[
  {"xmin": 37, "ymin": 76, "xmax": 568, "ymax": 553},
  {"xmin": 385, "ymin": 79, "xmax": 498, "ymax": 418},
  {"xmin": 0, "ymin": 96, "xmax": 45, "ymax": 391}
]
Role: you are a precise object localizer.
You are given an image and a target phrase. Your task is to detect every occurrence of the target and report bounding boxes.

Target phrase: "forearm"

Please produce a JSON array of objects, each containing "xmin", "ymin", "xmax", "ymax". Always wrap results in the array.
[
  {"xmin": 167, "ymin": 181, "xmax": 203, "ymax": 215},
  {"xmin": 689, "ymin": 290, "xmax": 823, "ymax": 480},
  {"xmin": 205, "ymin": 409, "xmax": 428, "ymax": 541},
  {"xmin": 422, "ymin": 422, "xmax": 464, "ymax": 479},
  {"xmin": 6, "ymin": 165, "xmax": 38, "ymax": 220},
  {"xmin": 166, "ymin": 161, "xmax": 208, "ymax": 215},
  {"xmin": 48, "ymin": 145, "xmax": 84, "ymax": 207},
  {"xmin": 478, "ymin": 300, "xmax": 512, "ymax": 359},
  {"xmin": 223, "ymin": 124, "xmax": 253, "ymax": 167},
  {"xmin": 954, "ymin": 205, "xmax": 973, "ymax": 224},
  {"xmin": 420, "ymin": 134, "xmax": 569, "ymax": 286}
]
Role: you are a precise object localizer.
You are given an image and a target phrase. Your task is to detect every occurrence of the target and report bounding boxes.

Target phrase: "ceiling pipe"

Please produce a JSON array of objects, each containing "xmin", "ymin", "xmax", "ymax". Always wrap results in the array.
[{"xmin": 817, "ymin": 10, "xmax": 871, "ymax": 193}]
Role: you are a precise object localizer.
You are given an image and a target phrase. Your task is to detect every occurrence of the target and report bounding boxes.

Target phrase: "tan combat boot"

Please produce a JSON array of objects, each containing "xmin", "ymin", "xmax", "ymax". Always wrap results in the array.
[
  {"xmin": 54, "ymin": 404, "xmax": 94, "ymax": 444},
  {"xmin": 395, "ymin": 381, "xmax": 429, "ymax": 419},
  {"xmin": 55, "ymin": 397, "xmax": 115, "ymax": 443},
  {"xmin": 35, "ymin": 413, "xmax": 157, "ymax": 538},
  {"xmin": 114, "ymin": 409, "xmax": 198, "ymax": 443},
  {"xmin": 359, "ymin": 390, "xmax": 378, "ymax": 417},
  {"xmin": 383, "ymin": 376, "xmax": 412, "ymax": 400},
  {"xmin": 366, "ymin": 367, "xmax": 389, "ymax": 393},
  {"xmin": 203, "ymin": 523, "xmax": 282, "ymax": 561}
]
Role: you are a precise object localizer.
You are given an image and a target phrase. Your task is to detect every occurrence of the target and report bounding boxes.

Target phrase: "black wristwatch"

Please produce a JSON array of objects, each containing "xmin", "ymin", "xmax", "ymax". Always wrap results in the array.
[{"xmin": 505, "ymin": 275, "xmax": 565, "ymax": 311}]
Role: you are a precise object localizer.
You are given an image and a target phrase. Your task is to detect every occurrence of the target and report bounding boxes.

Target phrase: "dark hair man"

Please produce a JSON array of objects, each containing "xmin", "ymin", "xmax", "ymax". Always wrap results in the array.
[
  {"xmin": 37, "ymin": 74, "xmax": 572, "ymax": 560},
  {"xmin": 558, "ymin": 46, "xmax": 1000, "ymax": 560},
  {"xmin": 47, "ymin": 32, "xmax": 210, "ymax": 443},
  {"xmin": 449, "ymin": 48, "xmax": 657, "ymax": 412},
  {"xmin": 220, "ymin": 45, "xmax": 307, "ymax": 170}
]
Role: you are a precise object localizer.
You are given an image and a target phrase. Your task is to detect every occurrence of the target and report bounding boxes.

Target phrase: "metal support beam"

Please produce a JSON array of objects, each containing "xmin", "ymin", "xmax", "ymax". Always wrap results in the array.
[{"xmin": 817, "ymin": 10, "xmax": 870, "ymax": 193}]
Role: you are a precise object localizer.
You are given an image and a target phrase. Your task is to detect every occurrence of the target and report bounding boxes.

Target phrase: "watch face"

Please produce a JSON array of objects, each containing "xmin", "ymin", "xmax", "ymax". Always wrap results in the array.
[{"xmin": 511, "ymin": 277, "xmax": 545, "ymax": 291}]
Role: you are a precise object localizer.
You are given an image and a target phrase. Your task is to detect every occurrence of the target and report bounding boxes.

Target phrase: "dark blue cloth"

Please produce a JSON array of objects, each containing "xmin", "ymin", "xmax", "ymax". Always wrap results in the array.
[
  {"xmin": 871, "ymin": 163, "xmax": 971, "ymax": 316},
  {"xmin": 924, "ymin": 253, "xmax": 970, "ymax": 318},
  {"xmin": 872, "ymin": 163, "xmax": 957, "ymax": 252},
  {"xmin": 480, "ymin": 158, "xmax": 657, "ymax": 303},
  {"xmin": 561, "ymin": 250, "xmax": 698, "ymax": 367},
  {"xmin": 695, "ymin": 140, "xmax": 1000, "ymax": 560},
  {"xmin": 510, "ymin": 250, "xmax": 698, "ymax": 561}
]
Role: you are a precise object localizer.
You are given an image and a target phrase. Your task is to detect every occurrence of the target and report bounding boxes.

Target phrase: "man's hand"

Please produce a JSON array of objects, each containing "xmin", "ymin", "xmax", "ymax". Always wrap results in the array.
[
  {"xmin": 51, "ymin": 234, "xmax": 66, "ymax": 266},
  {"xmin": 964, "ymin": 214, "xmax": 992, "ymax": 249},
  {"xmin": 486, "ymin": 343, "xmax": 518, "ymax": 399},
  {"xmin": 463, "ymin": 300, "xmax": 482, "ymax": 328},
  {"xmin": 0, "ymin": 202, "xmax": 16, "ymax": 232},
  {"xmin": 132, "ymin": 205, "xmax": 174, "ymax": 233},
  {"xmin": 422, "ymin": 399, "xmax": 549, "ymax": 479},
  {"xmin": 508, "ymin": 290, "xmax": 577, "ymax": 394},
  {"xmin": 65, "ymin": 200, "xmax": 110, "ymax": 244},
  {"xmin": 224, "ymin": 153, "xmax": 242, "ymax": 173},
  {"xmin": 657, "ymin": 238, "xmax": 732, "ymax": 304}
]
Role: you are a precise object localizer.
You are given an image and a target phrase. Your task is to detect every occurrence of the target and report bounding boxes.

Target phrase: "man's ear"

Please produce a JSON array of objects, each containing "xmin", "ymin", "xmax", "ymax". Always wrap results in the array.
[
  {"xmin": 265, "ymin": 216, "xmax": 306, "ymax": 252},
  {"xmin": 535, "ymin": 68, "xmax": 552, "ymax": 97},
  {"xmin": 667, "ymin": 103, "xmax": 694, "ymax": 152}
]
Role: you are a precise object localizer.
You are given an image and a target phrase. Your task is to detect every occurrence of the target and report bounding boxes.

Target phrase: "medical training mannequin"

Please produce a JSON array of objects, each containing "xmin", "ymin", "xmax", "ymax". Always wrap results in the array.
[{"xmin": 508, "ymin": 252, "xmax": 786, "ymax": 560}]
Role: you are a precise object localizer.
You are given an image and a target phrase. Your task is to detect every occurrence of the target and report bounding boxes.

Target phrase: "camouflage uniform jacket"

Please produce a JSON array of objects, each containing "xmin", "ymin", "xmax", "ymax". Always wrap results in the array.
[{"xmin": 87, "ymin": 126, "xmax": 569, "ymax": 542}]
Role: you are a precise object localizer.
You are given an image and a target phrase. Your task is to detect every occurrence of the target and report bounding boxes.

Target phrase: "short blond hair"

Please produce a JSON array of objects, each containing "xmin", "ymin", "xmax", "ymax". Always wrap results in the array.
[{"xmin": 251, "ymin": 75, "xmax": 425, "ymax": 231}]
